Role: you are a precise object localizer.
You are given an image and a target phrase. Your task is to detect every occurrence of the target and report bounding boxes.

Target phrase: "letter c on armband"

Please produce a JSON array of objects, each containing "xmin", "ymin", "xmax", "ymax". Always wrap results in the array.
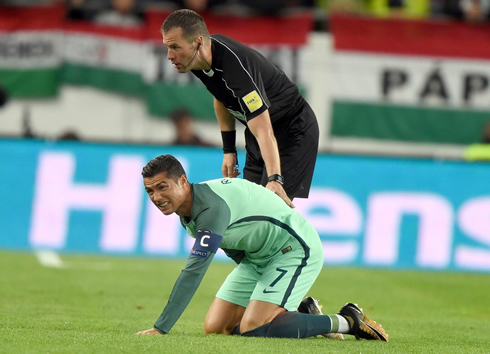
[
  {"xmin": 190, "ymin": 231, "xmax": 223, "ymax": 258},
  {"xmin": 200, "ymin": 235, "xmax": 210, "ymax": 247}
]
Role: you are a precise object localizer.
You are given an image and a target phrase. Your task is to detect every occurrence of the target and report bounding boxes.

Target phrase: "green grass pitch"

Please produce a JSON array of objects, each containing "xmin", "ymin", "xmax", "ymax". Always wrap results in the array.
[{"xmin": 1, "ymin": 251, "xmax": 489, "ymax": 353}]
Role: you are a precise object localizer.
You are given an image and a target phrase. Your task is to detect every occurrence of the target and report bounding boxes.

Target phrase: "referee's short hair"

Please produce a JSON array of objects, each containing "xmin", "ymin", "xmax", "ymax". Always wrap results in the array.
[
  {"xmin": 142, "ymin": 154, "xmax": 186, "ymax": 182},
  {"xmin": 161, "ymin": 9, "xmax": 210, "ymax": 43}
]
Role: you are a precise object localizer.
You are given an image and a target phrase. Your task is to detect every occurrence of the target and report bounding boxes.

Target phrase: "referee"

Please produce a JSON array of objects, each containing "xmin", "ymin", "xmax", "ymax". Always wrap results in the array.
[{"xmin": 161, "ymin": 9, "xmax": 319, "ymax": 208}]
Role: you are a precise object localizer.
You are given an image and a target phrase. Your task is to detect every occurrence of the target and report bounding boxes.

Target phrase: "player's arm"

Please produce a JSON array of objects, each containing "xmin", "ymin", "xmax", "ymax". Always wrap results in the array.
[
  {"xmin": 136, "ymin": 231, "xmax": 223, "ymax": 335},
  {"xmin": 214, "ymin": 98, "xmax": 240, "ymax": 178},
  {"xmin": 247, "ymin": 110, "xmax": 294, "ymax": 208}
]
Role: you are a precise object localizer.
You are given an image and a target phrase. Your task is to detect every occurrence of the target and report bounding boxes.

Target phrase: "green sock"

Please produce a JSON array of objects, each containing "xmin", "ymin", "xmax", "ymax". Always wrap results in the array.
[{"xmin": 241, "ymin": 312, "xmax": 337, "ymax": 338}]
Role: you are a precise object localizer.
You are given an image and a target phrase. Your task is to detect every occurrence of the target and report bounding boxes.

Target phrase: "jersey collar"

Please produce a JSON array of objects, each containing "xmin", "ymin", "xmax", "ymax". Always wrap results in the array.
[{"xmin": 203, "ymin": 68, "xmax": 214, "ymax": 77}]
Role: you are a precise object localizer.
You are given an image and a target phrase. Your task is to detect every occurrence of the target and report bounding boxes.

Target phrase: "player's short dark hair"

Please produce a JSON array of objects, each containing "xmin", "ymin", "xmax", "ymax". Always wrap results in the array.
[
  {"xmin": 141, "ymin": 154, "xmax": 186, "ymax": 181},
  {"xmin": 161, "ymin": 9, "xmax": 209, "ymax": 43}
]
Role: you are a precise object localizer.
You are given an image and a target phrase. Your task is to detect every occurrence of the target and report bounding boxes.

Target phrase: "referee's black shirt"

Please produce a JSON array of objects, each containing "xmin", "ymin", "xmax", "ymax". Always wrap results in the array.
[{"xmin": 192, "ymin": 35, "xmax": 306, "ymax": 126}]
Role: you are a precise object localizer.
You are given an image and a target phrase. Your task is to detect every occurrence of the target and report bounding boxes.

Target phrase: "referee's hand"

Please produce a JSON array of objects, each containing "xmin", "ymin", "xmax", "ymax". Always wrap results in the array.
[
  {"xmin": 267, "ymin": 182, "xmax": 295, "ymax": 208},
  {"xmin": 222, "ymin": 154, "xmax": 241, "ymax": 178}
]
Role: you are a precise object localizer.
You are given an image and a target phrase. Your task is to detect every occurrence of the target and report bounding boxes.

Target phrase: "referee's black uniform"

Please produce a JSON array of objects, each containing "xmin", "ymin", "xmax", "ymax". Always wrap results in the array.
[{"xmin": 192, "ymin": 35, "xmax": 319, "ymax": 199}]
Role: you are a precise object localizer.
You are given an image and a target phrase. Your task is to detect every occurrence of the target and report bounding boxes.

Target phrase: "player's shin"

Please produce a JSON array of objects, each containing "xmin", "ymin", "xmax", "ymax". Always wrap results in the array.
[{"xmin": 241, "ymin": 312, "xmax": 337, "ymax": 338}]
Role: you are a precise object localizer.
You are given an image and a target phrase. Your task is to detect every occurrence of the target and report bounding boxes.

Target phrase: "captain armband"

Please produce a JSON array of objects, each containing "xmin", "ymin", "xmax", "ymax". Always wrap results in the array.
[{"xmin": 190, "ymin": 231, "xmax": 223, "ymax": 258}]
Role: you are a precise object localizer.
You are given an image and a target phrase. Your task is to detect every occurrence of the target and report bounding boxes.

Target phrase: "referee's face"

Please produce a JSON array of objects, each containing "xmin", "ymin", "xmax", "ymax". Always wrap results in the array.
[{"xmin": 162, "ymin": 27, "xmax": 196, "ymax": 73}]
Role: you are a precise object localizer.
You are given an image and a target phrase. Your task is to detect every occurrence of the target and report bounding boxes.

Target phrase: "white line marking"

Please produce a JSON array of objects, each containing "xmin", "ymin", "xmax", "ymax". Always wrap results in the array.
[{"xmin": 35, "ymin": 250, "xmax": 64, "ymax": 268}]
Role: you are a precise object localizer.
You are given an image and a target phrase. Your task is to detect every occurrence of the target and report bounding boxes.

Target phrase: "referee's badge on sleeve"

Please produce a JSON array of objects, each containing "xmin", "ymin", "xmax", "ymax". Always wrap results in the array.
[{"xmin": 242, "ymin": 90, "xmax": 263, "ymax": 113}]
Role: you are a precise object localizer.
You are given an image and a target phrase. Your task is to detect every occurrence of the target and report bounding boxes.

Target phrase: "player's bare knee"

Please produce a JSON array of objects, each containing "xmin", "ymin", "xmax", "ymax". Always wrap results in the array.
[
  {"xmin": 203, "ymin": 318, "xmax": 228, "ymax": 335},
  {"xmin": 239, "ymin": 318, "xmax": 264, "ymax": 334},
  {"xmin": 203, "ymin": 321, "xmax": 218, "ymax": 334}
]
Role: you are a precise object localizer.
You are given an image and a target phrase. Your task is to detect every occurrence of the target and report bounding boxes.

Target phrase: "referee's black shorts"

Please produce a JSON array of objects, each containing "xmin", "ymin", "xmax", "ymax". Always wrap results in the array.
[{"xmin": 243, "ymin": 102, "xmax": 319, "ymax": 199}]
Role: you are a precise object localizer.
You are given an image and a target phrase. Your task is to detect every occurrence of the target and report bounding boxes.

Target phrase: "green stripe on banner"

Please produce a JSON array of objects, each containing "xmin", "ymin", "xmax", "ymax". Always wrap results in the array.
[
  {"xmin": 0, "ymin": 69, "xmax": 60, "ymax": 98},
  {"xmin": 146, "ymin": 82, "xmax": 216, "ymax": 120},
  {"xmin": 62, "ymin": 64, "xmax": 144, "ymax": 97},
  {"xmin": 331, "ymin": 101, "xmax": 490, "ymax": 145}
]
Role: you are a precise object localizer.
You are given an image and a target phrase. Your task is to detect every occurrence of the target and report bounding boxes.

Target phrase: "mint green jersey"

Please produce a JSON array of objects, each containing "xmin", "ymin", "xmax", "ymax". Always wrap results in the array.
[
  {"xmin": 154, "ymin": 178, "xmax": 322, "ymax": 334},
  {"xmin": 183, "ymin": 178, "xmax": 320, "ymax": 265}
]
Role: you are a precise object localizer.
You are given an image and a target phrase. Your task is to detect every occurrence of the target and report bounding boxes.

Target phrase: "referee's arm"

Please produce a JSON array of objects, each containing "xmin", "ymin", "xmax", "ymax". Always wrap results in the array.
[
  {"xmin": 247, "ymin": 111, "xmax": 294, "ymax": 208},
  {"xmin": 214, "ymin": 99, "xmax": 240, "ymax": 178}
]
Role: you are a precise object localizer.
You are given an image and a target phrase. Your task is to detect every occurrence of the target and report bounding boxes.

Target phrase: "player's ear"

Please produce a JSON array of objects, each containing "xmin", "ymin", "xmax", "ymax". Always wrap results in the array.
[{"xmin": 179, "ymin": 174, "xmax": 188, "ymax": 186}]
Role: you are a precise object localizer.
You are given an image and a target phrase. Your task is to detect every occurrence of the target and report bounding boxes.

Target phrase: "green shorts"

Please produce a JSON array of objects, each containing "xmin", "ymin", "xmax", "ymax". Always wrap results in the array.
[{"xmin": 216, "ymin": 242, "xmax": 323, "ymax": 311}]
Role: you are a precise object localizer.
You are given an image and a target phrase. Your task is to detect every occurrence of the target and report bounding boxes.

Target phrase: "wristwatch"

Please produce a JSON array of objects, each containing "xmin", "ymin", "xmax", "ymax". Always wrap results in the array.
[{"xmin": 268, "ymin": 174, "xmax": 284, "ymax": 185}]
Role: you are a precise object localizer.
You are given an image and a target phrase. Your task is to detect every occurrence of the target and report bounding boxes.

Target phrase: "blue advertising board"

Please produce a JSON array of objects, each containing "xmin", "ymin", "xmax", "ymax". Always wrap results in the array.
[{"xmin": 1, "ymin": 138, "xmax": 489, "ymax": 272}]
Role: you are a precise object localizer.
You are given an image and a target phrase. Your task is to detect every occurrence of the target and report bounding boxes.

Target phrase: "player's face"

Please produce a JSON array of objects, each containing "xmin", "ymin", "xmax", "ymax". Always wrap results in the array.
[
  {"xmin": 144, "ymin": 171, "xmax": 190, "ymax": 216},
  {"xmin": 162, "ymin": 27, "xmax": 195, "ymax": 73}
]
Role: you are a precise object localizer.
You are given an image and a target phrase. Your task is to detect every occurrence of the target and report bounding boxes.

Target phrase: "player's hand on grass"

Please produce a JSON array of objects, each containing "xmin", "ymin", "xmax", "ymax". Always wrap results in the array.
[
  {"xmin": 266, "ymin": 182, "xmax": 295, "ymax": 208},
  {"xmin": 136, "ymin": 328, "xmax": 162, "ymax": 335},
  {"xmin": 222, "ymin": 153, "xmax": 241, "ymax": 178}
]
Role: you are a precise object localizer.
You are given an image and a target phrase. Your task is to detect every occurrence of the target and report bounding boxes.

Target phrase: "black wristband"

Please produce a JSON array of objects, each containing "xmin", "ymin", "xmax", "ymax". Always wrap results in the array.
[
  {"xmin": 268, "ymin": 174, "xmax": 284, "ymax": 185},
  {"xmin": 221, "ymin": 130, "xmax": 236, "ymax": 154}
]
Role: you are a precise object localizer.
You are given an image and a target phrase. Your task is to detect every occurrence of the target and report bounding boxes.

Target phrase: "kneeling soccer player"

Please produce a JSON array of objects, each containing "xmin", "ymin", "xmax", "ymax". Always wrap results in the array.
[{"xmin": 136, "ymin": 154, "xmax": 388, "ymax": 341}]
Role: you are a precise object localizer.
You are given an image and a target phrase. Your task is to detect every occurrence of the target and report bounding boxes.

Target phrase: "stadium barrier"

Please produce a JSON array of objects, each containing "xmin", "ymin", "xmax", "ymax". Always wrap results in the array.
[
  {"xmin": 3, "ymin": 7, "xmax": 490, "ymax": 146},
  {"xmin": 1, "ymin": 138, "xmax": 489, "ymax": 273},
  {"xmin": 329, "ymin": 14, "xmax": 490, "ymax": 144},
  {"xmin": 0, "ymin": 5, "xmax": 312, "ymax": 119}
]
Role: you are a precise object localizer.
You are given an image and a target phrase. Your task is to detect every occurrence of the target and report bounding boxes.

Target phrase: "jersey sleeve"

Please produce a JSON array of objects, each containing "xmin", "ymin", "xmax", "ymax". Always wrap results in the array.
[
  {"xmin": 192, "ymin": 183, "xmax": 231, "ymax": 236},
  {"xmin": 221, "ymin": 52, "xmax": 270, "ymax": 121},
  {"xmin": 153, "ymin": 231, "xmax": 223, "ymax": 334}
]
